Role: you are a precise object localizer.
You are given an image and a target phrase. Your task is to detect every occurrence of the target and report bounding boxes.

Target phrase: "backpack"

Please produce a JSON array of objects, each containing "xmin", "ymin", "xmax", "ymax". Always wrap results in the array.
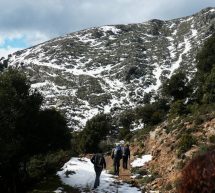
[
  {"xmin": 122, "ymin": 146, "xmax": 129, "ymax": 157},
  {"xmin": 113, "ymin": 146, "xmax": 122, "ymax": 159},
  {"xmin": 94, "ymin": 154, "xmax": 103, "ymax": 167}
]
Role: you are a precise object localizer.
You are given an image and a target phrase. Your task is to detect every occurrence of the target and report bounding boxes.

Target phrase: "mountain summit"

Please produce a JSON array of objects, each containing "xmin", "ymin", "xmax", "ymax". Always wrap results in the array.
[{"xmin": 8, "ymin": 7, "xmax": 215, "ymax": 130}]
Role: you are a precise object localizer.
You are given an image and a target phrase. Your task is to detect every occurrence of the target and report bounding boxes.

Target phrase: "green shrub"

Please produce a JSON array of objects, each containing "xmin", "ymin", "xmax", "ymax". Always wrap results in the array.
[
  {"xmin": 139, "ymin": 142, "xmax": 145, "ymax": 148},
  {"xmin": 165, "ymin": 182, "xmax": 173, "ymax": 191},
  {"xmin": 135, "ymin": 100, "xmax": 168, "ymax": 126},
  {"xmin": 28, "ymin": 156, "xmax": 46, "ymax": 181},
  {"xmin": 119, "ymin": 127, "xmax": 130, "ymax": 140},
  {"xmin": 209, "ymin": 135, "xmax": 215, "ymax": 143},
  {"xmin": 44, "ymin": 150, "xmax": 70, "ymax": 173},
  {"xmin": 139, "ymin": 175, "xmax": 155, "ymax": 185},
  {"xmin": 28, "ymin": 150, "xmax": 70, "ymax": 181},
  {"xmin": 124, "ymin": 132, "xmax": 133, "ymax": 141},
  {"xmin": 193, "ymin": 144, "xmax": 215, "ymax": 158},
  {"xmin": 169, "ymin": 100, "xmax": 188, "ymax": 116},
  {"xmin": 131, "ymin": 167, "xmax": 148, "ymax": 176},
  {"xmin": 118, "ymin": 110, "xmax": 135, "ymax": 139},
  {"xmin": 177, "ymin": 134, "xmax": 197, "ymax": 157},
  {"xmin": 162, "ymin": 71, "xmax": 191, "ymax": 100},
  {"xmin": 137, "ymin": 126, "xmax": 153, "ymax": 138},
  {"xmin": 194, "ymin": 114, "xmax": 205, "ymax": 125},
  {"xmin": 29, "ymin": 175, "xmax": 80, "ymax": 193},
  {"xmin": 195, "ymin": 104, "xmax": 215, "ymax": 116},
  {"xmin": 138, "ymin": 172, "xmax": 159, "ymax": 185}
]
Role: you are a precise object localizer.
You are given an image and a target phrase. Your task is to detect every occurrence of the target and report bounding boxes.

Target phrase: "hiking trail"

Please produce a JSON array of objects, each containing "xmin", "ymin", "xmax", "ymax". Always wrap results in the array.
[{"xmin": 56, "ymin": 156, "xmax": 141, "ymax": 193}]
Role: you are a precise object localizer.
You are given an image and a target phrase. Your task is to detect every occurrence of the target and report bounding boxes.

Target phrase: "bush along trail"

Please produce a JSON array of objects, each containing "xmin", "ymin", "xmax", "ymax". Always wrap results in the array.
[{"xmin": 55, "ymin": 150, "xmax": 153, "ymax": 193}]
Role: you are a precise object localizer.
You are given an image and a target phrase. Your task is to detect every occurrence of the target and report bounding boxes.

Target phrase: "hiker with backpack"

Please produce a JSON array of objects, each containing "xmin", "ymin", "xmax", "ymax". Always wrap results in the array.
[
  {"xmin": 91, "ymin": 151, "xmax": 106, "ymax": 189},
  {"xmin": 122, "ymin": 144, "xmax": 130, "ymax": 169},
  {"xmin": 111, "ymin": 143, "xmax": 122, "ymax": 176}
]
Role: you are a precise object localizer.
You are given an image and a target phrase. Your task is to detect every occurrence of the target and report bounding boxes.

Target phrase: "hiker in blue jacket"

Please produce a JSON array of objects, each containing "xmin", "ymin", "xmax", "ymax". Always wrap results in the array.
[
  {"xmin": 111, "ymin": 143, "xmax": 122, "ymax": 176},
  {"xmin": 91, "ymin": 151, "xmax": 106, "ymax": 189}
]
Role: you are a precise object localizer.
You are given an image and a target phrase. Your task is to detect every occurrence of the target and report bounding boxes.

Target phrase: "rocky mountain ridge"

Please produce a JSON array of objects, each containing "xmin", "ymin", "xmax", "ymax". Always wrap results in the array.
[{"xmin": 7, "ymin": 7, "xmax": 215, "ymax": 130}]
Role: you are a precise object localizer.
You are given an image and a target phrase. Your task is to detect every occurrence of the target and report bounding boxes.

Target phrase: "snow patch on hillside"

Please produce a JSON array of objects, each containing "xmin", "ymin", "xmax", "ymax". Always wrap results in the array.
[
  {"xmin": 131, "ymin": 155, "xmax": 152, "ymax": 167},
  {"xmin": 100, "ymin": 26, "xmax": 121, "ymax": 34},
  {"xmin": 169, "ymin": 36, "xmax": 191, "ymax": 76}
]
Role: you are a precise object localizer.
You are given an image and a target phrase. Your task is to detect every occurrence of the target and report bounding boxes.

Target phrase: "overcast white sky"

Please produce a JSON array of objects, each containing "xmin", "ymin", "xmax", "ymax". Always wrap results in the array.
[{"xmin": 0, "ymin": 0, "xmax": 215, "ymax": 57}]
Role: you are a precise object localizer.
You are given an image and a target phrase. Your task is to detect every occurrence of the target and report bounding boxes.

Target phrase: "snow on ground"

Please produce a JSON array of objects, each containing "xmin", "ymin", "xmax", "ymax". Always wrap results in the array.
[
  {"xmin": 100, "ymin": 26, "xmax": 121, "ymax": 34},
  {"xmin": 57, "ymin": 157, "xmax": 141, "ymax": 193},
  {"xmin": 169, "ymin": 36, "xmax": 191, "ymax": 77},
  {"xmin": 144, "ymin": 62, "xmax": 162, "ymax": 93},
  {"xmin": 131, "ymin": 155, "xmax": 152, "ymax": 168},
  {"xmin": 131, "ymin": 120, "xmax": 144, "ymax": 131}
]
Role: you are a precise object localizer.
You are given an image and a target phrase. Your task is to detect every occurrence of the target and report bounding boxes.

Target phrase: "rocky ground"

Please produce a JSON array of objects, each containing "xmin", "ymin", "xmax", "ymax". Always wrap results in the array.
[{"xmin": 130, "ymin": 112, "xmax": 215, "ymax": 192}]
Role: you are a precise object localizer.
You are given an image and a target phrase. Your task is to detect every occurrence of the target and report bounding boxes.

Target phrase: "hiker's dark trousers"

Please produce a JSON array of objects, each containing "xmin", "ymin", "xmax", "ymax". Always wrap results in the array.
[
  {"xmin": 123, "ymin": 156, "xmax": 129, "ymax": 169},
  {"xmin": 94, "ymin": 166, "xmax": 103, "ymax": 188},
  {"xmin": 113, "ymin": 159, "xmax": 120, "ymax": 176}
]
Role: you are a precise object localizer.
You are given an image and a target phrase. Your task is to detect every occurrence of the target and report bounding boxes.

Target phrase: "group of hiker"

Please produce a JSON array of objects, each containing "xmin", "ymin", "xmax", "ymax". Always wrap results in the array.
[
  {"xmin": 111, "ymin": 143, "xmax": 130, "ymax": 175},
  {"xmin": 90, "ymin": 143, "xmax": 130, "ymax": 189}
]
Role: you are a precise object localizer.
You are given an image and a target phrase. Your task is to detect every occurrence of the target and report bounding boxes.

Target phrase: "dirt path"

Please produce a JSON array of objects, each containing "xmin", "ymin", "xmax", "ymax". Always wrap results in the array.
[{"xmin": 105, "ymin": 155, "xmax": 132, "ymax": 181}]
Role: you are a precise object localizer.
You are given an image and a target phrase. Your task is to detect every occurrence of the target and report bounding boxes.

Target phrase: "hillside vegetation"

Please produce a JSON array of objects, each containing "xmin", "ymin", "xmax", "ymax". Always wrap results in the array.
[{"xmin": 74, "ymin": 33, "xmax": 215, "ymax": 192}]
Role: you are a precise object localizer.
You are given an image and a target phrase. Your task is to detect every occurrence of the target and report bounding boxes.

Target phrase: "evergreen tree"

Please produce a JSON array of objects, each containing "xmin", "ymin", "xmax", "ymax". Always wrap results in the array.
[
  {"xmin": 162, "ymin": 71, "xmax": 190, "ymax": 101},
  {"xmin": 135, "ymin": 100, "xmax": 169, "ymax": 126},
  {"xmin": 78, "ymin": 113, "xmax": 112, "ymax": 153},
  {"xmin": 0, "ymin": 69, "xmax": 71, "ymax": 193}
]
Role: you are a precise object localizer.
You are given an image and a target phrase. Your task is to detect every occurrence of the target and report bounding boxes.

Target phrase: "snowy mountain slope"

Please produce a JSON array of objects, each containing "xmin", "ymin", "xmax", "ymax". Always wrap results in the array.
[{"xmin": 8, "ymin": 7, "xmax": 215, "ymax": 130}]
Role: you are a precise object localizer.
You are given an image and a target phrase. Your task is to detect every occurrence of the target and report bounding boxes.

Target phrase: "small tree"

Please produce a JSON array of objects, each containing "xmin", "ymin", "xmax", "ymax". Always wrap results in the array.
[
  {"xmin": 78, "ymin": 113, "xmax": 112, "ymax": 153},
  {"xmin": 162, "ymin": 71, "xmax": 190, "ymax": 101},
  {"xmin": 119, "ymin": 110, "xmax": 134, "ymax": 129},
  {"xmin": 135, "ymin": 100, "xmax": 168, "ymax": 126},
  {"xmin": 118, "ymin": 110, "xmax": 135, "ymax": 139},
  {"xmin": 169, "ymin": 100, "xmax": 188, "ymax": 116}
]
